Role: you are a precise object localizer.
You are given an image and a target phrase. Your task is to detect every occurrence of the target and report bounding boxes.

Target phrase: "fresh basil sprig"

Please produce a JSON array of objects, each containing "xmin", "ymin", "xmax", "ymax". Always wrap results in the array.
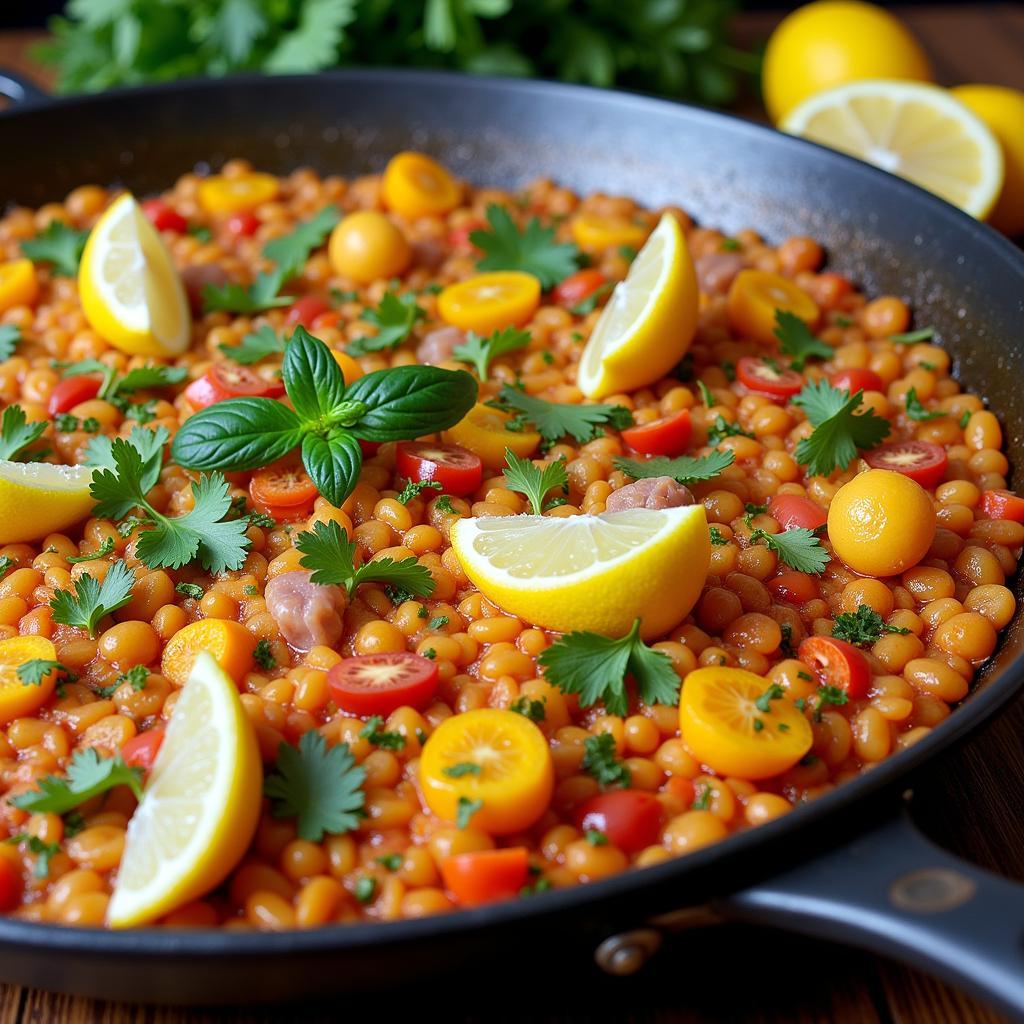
[{"xmin": 171, "ymin": 328, "xmax": 477, "ymax": 506}]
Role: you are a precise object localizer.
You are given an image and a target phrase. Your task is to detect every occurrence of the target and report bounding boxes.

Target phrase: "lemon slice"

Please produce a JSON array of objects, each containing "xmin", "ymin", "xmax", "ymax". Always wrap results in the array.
[
  {"xmin": 576, "ymin": 212, "xmax": 698, "ymax": 400},
  {"xmin": 107, "ymin": 652, "xmax": 261, "ymax": 928},
  {"xmin": 450, "ymin": 505, "xmax": 710, "ymax": 639},
  {"xmin": 79, "ymin": 193, "xmax": 190, "ymax": 357},
  {"xmin": 782, "ymin": 80, "xmax": 1004, "ymax": 219},
  {"xmin": 0, "ymin": 461, "xmax": 94, "ymax": 544}
]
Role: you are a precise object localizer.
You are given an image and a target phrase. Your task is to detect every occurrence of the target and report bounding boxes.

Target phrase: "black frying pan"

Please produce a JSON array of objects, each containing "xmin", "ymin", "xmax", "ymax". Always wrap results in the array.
[{"xmin": 0, "ymin": 68, "xmax": 1023, "ymax": 1016}]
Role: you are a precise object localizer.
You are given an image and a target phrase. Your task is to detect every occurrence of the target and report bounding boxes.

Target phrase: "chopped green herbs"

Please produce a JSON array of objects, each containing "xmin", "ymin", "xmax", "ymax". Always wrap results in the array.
[
  {"xmin": 359, "ymin": 716, "xmax": 406, "ymax": 751},
  {"xmin": 889, "ymin": 327, "xmax": 935, "ymax": 344},
  {"xmin": 581, "ymin": 733, "xmax": 631, "ymax": 789},
  {"xmin": 441, "ymin": 762, "xmax": 481, "ymax": 778},
  {"xmin": 456, "ymin": 796, "xmax": 483, "ymax": 829},
  {"xmin": 253, "ymin": 638, "xmax": 276, "ymax": 670},
  {"xmin": 832, "ymin": 604, "xmax": 911, "ymax": 646},
  {"xmin": 904, "ymin": 387, "xmax": 944, "ymax": 422},
  {"xmin": 396, "ymin": 479, "xmax": 442, "ymax": 504}
]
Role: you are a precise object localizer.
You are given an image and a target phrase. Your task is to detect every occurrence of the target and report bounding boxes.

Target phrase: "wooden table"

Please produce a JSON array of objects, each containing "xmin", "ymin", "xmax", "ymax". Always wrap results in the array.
[{"xmin": 1, "ymin": 5, "xmax": 1024, "ymax": 1022}]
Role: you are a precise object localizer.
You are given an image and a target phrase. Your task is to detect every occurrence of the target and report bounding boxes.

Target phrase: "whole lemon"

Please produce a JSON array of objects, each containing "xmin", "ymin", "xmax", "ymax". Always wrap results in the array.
[
  {"xmin": 952, "ymin": 85, "xmax": 1024, "ymax": 236},
  {"xmin": 763, "ymin": 1, "xmax": 932, "ymax": 124}
]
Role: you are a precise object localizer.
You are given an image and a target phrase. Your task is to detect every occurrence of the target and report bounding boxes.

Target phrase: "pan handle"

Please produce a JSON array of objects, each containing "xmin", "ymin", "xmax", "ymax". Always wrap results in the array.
[
  {"xmin": 0, "ymin": 68, "xmax": 49, "ymax": 107},
  {"xmin": 721, "ymin": 800, "xmax": 1024, "ymax": 1018}
]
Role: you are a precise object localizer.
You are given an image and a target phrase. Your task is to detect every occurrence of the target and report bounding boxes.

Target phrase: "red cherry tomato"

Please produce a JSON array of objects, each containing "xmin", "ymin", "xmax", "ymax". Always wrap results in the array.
[
  {"xmin": 121, "ymin": 728, "xmax": 165, "ymax": 770},
  {"xmin": 573, "ymin": 790, "xmax": 662, "ymax": 854},
  {"xmin": 395, "ymin": 442, "xmax": 483, "ymax": 497},
  {"xmin": 286, "ymin": 295, "xmax": 332, "ymax": 329},
  {"xmin": 359, "ymin": 439, "xmax": 381, "ymax": 459},
  {"xmin": 768, "ymin": 570, "xmax": 819, "ymax": 604},
  {"xmin": 552, "ymin": 269, "xmax": 608, "ymax": 307},
  {"xmin": 141, "ymin": 198, "xmax": 188, "ymax": 234},
  {"xmin": 813, "ymin": 272, "xmax": 853, "ymax": 309},
  {"xmin": 250, "ymin": 463, "xmax": 318, "ymax": 510},
  {"xmin": 327, "ymin": 652, "xmax": 439, "ymax": 717},
  {"xmin": 48, "ymin": 375, "xmax": 102, "ymax": 416},
  {"xmin": 979, "ymin": 489, "xmax": 1024, "ymax": 522},
  {"xmin": 829, "ymin": 368, "xmax": 883, "ymax": 394},
  {"xmin": 184, "ymin": 363, "xmax": 286, "ymax": 409},
  {"xmin": 768, "ymin": 494, "xmax": 827, "ymax": 532},
  {"xmin": 736, "ymin": 356, "xmax": 803, "ymax": 398},
  {"xmin": 0, "ymin": 856, "xmax": 20, "ymax": 913},
  {"xmin": 864, "ymin": 441, "xmax": 947, "ymax": 489},
  {"xmin": 620, "ymin": 409, "xmax": 692, "ymax": 456},
  {"xmin": 797, "ymin": 636, "xmax": 871, "ymax": 699},
  {"xmin": 441, "ymin": 848, "xmax": 530, "ymax": 908},
  {"xmin": 227, "ymin": 212, "xmax": 261, "ymax": 237}
]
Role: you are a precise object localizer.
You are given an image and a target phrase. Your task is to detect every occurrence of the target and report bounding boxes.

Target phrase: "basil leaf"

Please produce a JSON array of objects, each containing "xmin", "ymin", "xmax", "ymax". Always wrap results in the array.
[
  {"xmin": 284, "ymin": 327, "xmax": 347, "ymax": 425},
  {"xmin": 301, "ymin": 430, "xmax": 363, "ymax": 508},
  {"xmin": 346, "ymin": 366, "xmax": 478, "ymax": 441},
  {"xmin": 171, "ymin": 398, "xmax": 304, "ymax": 470}
]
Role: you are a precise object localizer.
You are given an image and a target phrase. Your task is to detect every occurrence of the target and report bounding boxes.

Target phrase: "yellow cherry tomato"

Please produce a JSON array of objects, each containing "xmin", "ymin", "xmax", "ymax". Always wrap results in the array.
[
  {"xmin": 679, "ymin": 666, "xmax": 812, "ymax": 779},
  {"xmin": 330, "ymin": 348, "xmax": 364, "ymax": 385},
  {"xmin": 0, "ymin": 258, "xmax": 38, "ymax": 312},
  {"xmin": 419, "ymin": 708, "xmax": 554, "ymax": 835},
  {"xmin": 382, "ymin": 151, "xmax": 462, "ymax": 220},
  {"xmin": 437, "ymin": 272, "xmax": 540, "ymax": 335},
  {"xmin": 197, "ymin": 172, "xmax": 279, "ymax": 215},
  {"xmin": 161, "ymin": 619, "xmax": 256, "ymax": 687},
  {"xmin": 726, "ymin": 269, "xmax": 820, "ymax": 345},
  {"xmin": 442, "ymin": 403, "xmax": 541, "ymax": 470},
  {"xmin": 0, "ymin": 636, "xmax": 59, "ymax": 724},
  {"xmin": 827, "ymin": 468, "xmax": 935, "ymax": 577},
  {"xmin": 570, "ymin": 213, "xmax": 650, "ymax": 254},
  {"xmin": 327, "ymin": 211, "xmax": 411, "ymax": 285}
]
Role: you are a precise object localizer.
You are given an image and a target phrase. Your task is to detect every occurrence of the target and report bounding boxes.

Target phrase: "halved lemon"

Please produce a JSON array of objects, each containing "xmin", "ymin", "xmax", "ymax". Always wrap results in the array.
[
  {"xmin": 107, "ymin": 651, "xmax": 261, "ymax": 928},
  {"xmin": 79, "ymin": 193, "xmax": 190, "ymax": 357},
  {"xmin": 450, "ymin": 505, "xmax": 710, "ymax": 639},
  {"xmin": 0, "ymin": 461, "xmax": 94, "ymax": 544},
  {"xmin": 782, "ymin": 80, "xmax": 1004, "ymax": 219},
  {"xmin": 576, "ymin": 212, "xmax": 698, "ymax": 400}
]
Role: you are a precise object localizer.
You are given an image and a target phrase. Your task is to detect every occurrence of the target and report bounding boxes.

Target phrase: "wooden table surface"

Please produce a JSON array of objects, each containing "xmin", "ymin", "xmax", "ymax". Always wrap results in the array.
[{"xmin": 1, "ymin": 5, "xmax": 1024, "ymax": 1022}]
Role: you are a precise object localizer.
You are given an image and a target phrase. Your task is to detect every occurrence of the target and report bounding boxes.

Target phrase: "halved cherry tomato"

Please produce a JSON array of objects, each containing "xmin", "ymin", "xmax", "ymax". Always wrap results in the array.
[
  {"xmin": 620, "ymin": 409, "xmax": 692, "ymax": 456},
  {"xmin": 286, "ymin": 295, "xmax": 331, "ymax": 329},
  {"xmin": 227, "ymin": 212, "xmax": 261, "ymax": 237},
  {"xmin": 328, "ymin": 652, "xmax": 439, "ymax": 717},
  {"xmin": 797, "ymin": 636, "xmax": 870, "ymax": 699},
  {"xmin": 979, "ymin": 489, "xmax": 1024, "ymax": 522},
  {"xmin": 141, "ymin": 199, "xmax": 188, "ymax": 234},
  {"xmin": 0, "ymin": 856, "xmax": 20, "ymax": 912},
  {"xmin": 552, "ymin": 269, "xmax": 607, "ymax": 307},
  {"xmin": 864, "ymin": 441, "xmax": 947, "ymax": 489},
  {"xmin": 768, "ymin": 570, "xmax": 819, "ymax": 604},
  {"xmin": 736, "ymin": 356, "xmax": 802, "ymax": 398},
  {"xmin": 122, "ymin": 728, "xmax": 165, "ymax": 770},
  {"xmin": 768, "ymin": 493, "xmax": 827, "ymax": 531},
  {"xmin": 574, "ymin": 790, "xmax": 662, "ymax": 854},
  {"xmin": 184, "ymin": 363, "xmax": 285, "ymax": 409},
  {"xmin": 48, "ymin": 375, "xmax": 102, "ymax": 416},
  {"xmin": 829, "ymin": 368, "xmax": 883, "ymax": 394},
  {"xmin": 250, "ymin": 463, "xmax": 318, "ymax": 510},
  {"xmin": 395, "ymin": 441, "xmax": 483, "ymax": 497},
  {"xmin": 358, "ymin": 439, "xmax": 380, "ymax": 458},
  {"xmin": 441, "ymin": 848, "xmax": 530, "ymax": 907}
]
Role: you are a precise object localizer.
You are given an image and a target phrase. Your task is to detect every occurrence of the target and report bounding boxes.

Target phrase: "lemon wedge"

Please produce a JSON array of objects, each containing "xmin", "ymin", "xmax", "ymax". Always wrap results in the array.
[
  {"xmin": 0, "ymin": 461, "xmax": 94, "ymax": 544},
  {"xmin": 107, "ymin": 651, "xmax": 261, "ymax": 928},
  {"xmin": 782, "ymin": 80, "xmax": 1004, "ymax": 219},
  {"xmin": 576, "ymin": 212, "xmax": 698, "ymax": 400},
  {"xmin": 79, "ymin": 193, "xmax": 190, "ymax": 357},
  {"xmin": 450, "ymin": 505, "xmax": 710, "ymax": 639}
]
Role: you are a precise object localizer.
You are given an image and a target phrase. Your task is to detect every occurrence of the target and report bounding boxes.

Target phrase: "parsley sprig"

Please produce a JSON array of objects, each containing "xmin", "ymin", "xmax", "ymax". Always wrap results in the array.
[
  {"xmin": 11, "ymin": 748, "xmax": 143, "ymax": 814},
  {"xmin": 21, "ymin": 221, "xmax": 90, "ymax": 277},
  {"xmin": 613, "ymin": 450, "xmax": 735, "ymax": 486},
  {"xmin": 452, "ymin": 327, "xmax": 531, "ymax": 379},
  {"xmin": 347, "ymin": 292, "xmax": 425, "ymax": 356},
  {"xmin": 774, "ymin": 310, "xmax": 832, "ymax": 370},
  {"xmin": 748, "ymin": 527, "xmax": 830, "ymax": 575},
  {"xmin": 502, "ymin": 449, "xmax": 568, "ymax": 515},
  {"xmin": 219, "ymin": 325, "xmax": 287, "ymax": 365},
  {"xmin": 471, "ymin": 204, "xmax": 580, "ymax": 288},
  {"xmin": 490, "ymin": 384, "xmax": 632, "ymax": 445},
  {"xmin": 50, "ymin": 561, "xmax": 135, "ymax": 638},
  {"xmin": 0, "ymin": 405, "xmax": 47, "ymax": 461},
  {"xmin": 832, "ymin": 604, "xmax": 912, "ymax": 646},
  {"xmin": 793, "ymin": 380, "xmax": 890, "ymax": 477}
]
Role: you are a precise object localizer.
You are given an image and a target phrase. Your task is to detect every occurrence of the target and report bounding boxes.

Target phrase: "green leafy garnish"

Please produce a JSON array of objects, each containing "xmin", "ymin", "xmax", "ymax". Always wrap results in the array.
[
  {"xmin": 812, "ymin": 684, "xmax": 849, "ymax": 721},
  {"xmin": 774, "ymin": 310, "xmax": 832, "ymax": 370},
  {"xmin": 959, "ymin": 409, "xmax": 972, "ymax": 429},
  {"xmin": 427, "ymin": 615, "xmax": 449, "ymax": 631},
  {"xmin": 347, "ymin": 292, "xmax": 426, "ymax": 356},
  {"xmin": 376, "ymin": 853, "xmax": 402, "ymax": 871},
  {"xmin": 354, "ymin": 876, "xmax": 377, "ymax": 903},
  {"xmin": 0, "ymin": 325, "xmax": 22, "ymax": 361},
  {"xmin": 21, "ymin": 221, "xmax": 90, "ymax": 276},
  {"xmin": 696, "ymin": 380, "xmax": 714, "ymax": 408},
  {"xmin": 613, "ymin": 449, "xmax": 734, "ymax": 486},
  {"xmin": 253, "ymin": 638, "xmax": 276, "ymax": 670},
  {"xmin": 889, "ymin": 327, "xmax": 935, "ymax": 344},
  {"xmin": 434, "ymin": 495, "xmax": 457, "ymax": 516},
  {"xmin": 56, "ymin": 359, "xmax": 187, "ymax": 412},
  {"xmin": 8, "ymin": 835, "xmax": 61, "ymax": 879},
  {"xmin": 904, "ymin": 387, "xmax": 944, "ymax": 422},
  {"xmin": 471, "ymin": 204, "xmax": 580, "ymax": 288},
  {"xmin": 395, "ymin": 479, "xmax": 442, "ymax": 504},
  {"xmin": 264, "ymin": 731, "xmax": 366, "ymax": 842},
  {"xmin": 585, "ymin": 829, "xmax": 609, "ymax": 846},
  {"xmin": 706, "ymin": 415, "xmax": 754, "ymax": 444},
  {"xmin": 11, "ymin": 748, "xmax": 143, "ymax": 814},
  {"xmin": 16, "ymin": 660, "xmax": 74, "ymax": 687},
  {"xmin": 570, "ymin": 281, "xmax": 614, "ymax": 315},
  {"xmin": 50, "ymin": 561, "xmax": 136, "ymax": 638},
  {"xmin": 175, "ymin": 582, "xmax": 204, "ymax": 600},
  {"xmin": 456, "ymin": 796, "xmax": 483, "ymax": 829},
  {"xmin": 749, "ymin": 527, "xmax": 830, "ymax": 575},
  {"xmin": 0, "ymin": 405, "xmax": 47, "ymax": 461},
  {"xmin": 441, "ymin": 762, "xmax": 481, "ymax": 778},
  {"xmin": 491, "ymin": 384, "xmax": 632, "ymax": 444},
  {"xmin": 754, "ymin": 683, "xmax": 785, "ymax": 713},
  {"xmin": 66, "ymin": 537, "xmax": 115, "ymax": 563},
  {"xmin": 509, "ymin": 696, "xmax": 546, "ymax": 722},
  {"xmin": 117, "ymin": 665, "xmax": 149, "ymax": 691},
  {"xmin": 793, "ymin": 380, "xmax": 890, "ymax": 477},
  {"xmin": 219, "ymin": 325, "xmax": 287, "ymax": 365},
  {"xmin": 262, "ymin": 206, "xmax": 339, "ymax": 280},
  {"xmin": 359, "ymin": 715, "xmax": 406, "ymax": 751},
  {"xmin": 452, "ymin": 327, "xmax": 531, "ymax": 379},
  {"xmin": 581, "ymin": 733, "xmax": 631, "ymax": 789},
  {"xmin": 832, "ymin": 604, "xmax": 911, "ymax": 646},
  {"xmin": 502, "ymin": 449, "xmax": 568, "ymax": 516},
  {"xmin": 692, "ymin": 783, "xmax": 711, "ymax": 810},
  {"xmin": 709, "ymin": 526, "xmax": 728, "ymax": 546}
]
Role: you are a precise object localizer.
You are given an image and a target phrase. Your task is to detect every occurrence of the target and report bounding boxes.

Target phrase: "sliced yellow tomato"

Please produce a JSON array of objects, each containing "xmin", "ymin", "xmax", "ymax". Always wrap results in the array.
[
  {"xmin": 726, "ymin": 269, "xmax": 819, "ymax": 345},
  {"xmin": 442, "ymin": 402, "xmax": 541, "ymax": 470},
  {"xmin": 571, "ymin": 213, "xmax": 650, "ymax": 254},
  {"xmin": 679, "ymin": 666, "xmax": 812, "ymax": 779},
  {"xmin": 419, "ymin": 708, "xmax": 554, "ymax": 835},
  {"xmin": 161, "ymin": 618, "xmax": 256, "ymax": 687},
  {"xmin": 330, "ymin": 348, "xmax": 364, "ymax": 385},
  {"xmin": 437, "ymin": 272, "xmax": 540, "ymax": 335},
  {"xmin": 0, "ymin": 258, "xmax": 38, "ymax": 312},
  {"xmin": 327, "ymin": 211, "xmax": 411, "ymax": 285},
  {"xmin": 382, "ymin": 152, "xmax": 462, "ymax": 220},
  {"xmin": 0, "ymin": 636, "xmax": 59, "ymax": 724},
  {"xmin": 197, "ymin": 172, "xmax": 279, "ymax": 215}
]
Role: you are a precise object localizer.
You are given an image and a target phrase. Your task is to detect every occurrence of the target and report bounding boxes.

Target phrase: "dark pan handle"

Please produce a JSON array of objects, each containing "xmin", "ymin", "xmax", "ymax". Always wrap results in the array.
[
  {"xmin": 0, "ymin": 68, "xmax": 49, "ymax": 107},
  {"xmin": 722, "ymin": 802, "xmax": 1024, "ymax": 1018}
]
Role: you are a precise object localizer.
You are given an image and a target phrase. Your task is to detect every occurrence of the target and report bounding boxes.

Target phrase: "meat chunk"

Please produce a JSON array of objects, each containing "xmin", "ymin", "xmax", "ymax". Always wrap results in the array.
[
  {"xmin": 411, "ymin": 237, "xmax": 447, "ymax": 271},
  {"xmin": 416, "ymin": 325, "xmax": 465, "ymax": 365},
  {"xmin": 264, "ymin": 570, "xmax": 348, "ymax": 653},
  {"xmin": 695, "ymin": 251, "xmax": 747, "ymax": 296},
  {"xmin": 605, "ymin": 477, "xmax": 695, "ymax": 513},
  {"xmin": 181, "ymin": 264, "xmax": 231, "ymax": 316}
]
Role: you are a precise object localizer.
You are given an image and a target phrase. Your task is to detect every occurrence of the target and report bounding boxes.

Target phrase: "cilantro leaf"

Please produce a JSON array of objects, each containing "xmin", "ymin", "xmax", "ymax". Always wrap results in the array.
[
  {"xmin": 904, "ymin": 387, "xmax": 944, "ymax": 422},
  {"xmin": 50, "ymin": 560, "xmax": 135, "ymax": 638},
  {"xmin": 570, "ymin": 281, "xmax": 614, "ymax": 316},
  {"xmin": 612, "ymin": 449, "xmax": 735, "ymax": 486},
  {"xmin": 502, "ymin": 448, "xmax": 568, "ymax": 516},
  {"xmin": 812, "ymin": 684, "xmax": 849, "ymax": 721},
  {"xmin": 537, "ymin": 618, "xmax": 679, "ymax": 717},
  {"xmin": 832, "ymin": 604, "xmax": 911, "ymax": 646},
  {"xmin": 66, "ymin": 537, "xmax": 115, "ymax": 563},
  {"xmin": 492, "ymin": 384, "xmax": 632, "ymax": 444},
  {"xmin": 774, "ymin": 310, "xmax": 832, "ymax": 370},
  {"xmin": 108, "ymin": 364, "xmax": 187, "ymax": 401},
  {"xmin": 11, "ymin": 748, "xmax": 143, "ymax": 814},
  {"xmin": 396, "ymin": 479, "xmax": 442, "ymax": 504},
  {"xmin": 21, "ymin": 221, "xmax": 90, "ymax": 277},
  {"xmin": 509, "ymin": 696, "xmax": 546, "ymax": 722},
  {"xmin": 749, "ymin": 527, "xmax": 830, "ymax": 575},
  {"xmin": 707, "ymin": 414, "xmax": 754, "ymax": 444},
  {"xmin": 581, "ymin": 733, "xmax": 631, "ymax": 789},
  {"xmin": 456, "ymin": 796, "xmax": 483, "ymax": 829},
  {"xmin": 452, "ymin": 327, "xmax": 531, "ymax": 379},
  {"xmin": 16, "ymin": 659, "xmax": 73, "ymax": 687},
  {"xmin": 263, "ymin": 731, "xmax": 365, "ymax": 841},
  {"xmin": 0, "ymin": 325, "xmax": 22, "ymax": 361},
  {"xmin": 359, "ymin": 715, "xmax": 406, "ymax": 751},
  {"xmin": 0, "ymin": 405, "xmax": 47, "ymax": 461},
  {"xmin": 219, "ymin": 324, "xmax": 287, "ymax": 365},
  {"xmin": 471, "ymin": 203, "xmax": 580, "ymax": 288},
  {"xmin": 203, "ymin": 268, "xmax": 293, "ymax": 314},
  {"xmin": 262, "ymin": 206, "xmax": 339, "ymax": 280},
  {"xmin": 793, "ymin": 380, "xmax": 890, "ymax": 477},
  {"xmin": 889, "ymin": 327, "xmax": 935, "ymax": 344},
  {"xmin": 253, "ymin": 638, "xmax": 276, "ymax": 670},
  {"xmin": 347, "ymin": 292, "xmax": 425, "ymax": 356},
  {"xmin": 295, "ymin": 519, "xmax": 435, "ymax": 597}
]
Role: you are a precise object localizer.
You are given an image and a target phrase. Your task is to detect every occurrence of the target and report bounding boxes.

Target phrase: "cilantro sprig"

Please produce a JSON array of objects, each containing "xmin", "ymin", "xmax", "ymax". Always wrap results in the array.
[
  {"xmin": 774, "ymin": 310, "xmax": 832, "ymax": 370},
  {"xmin": 613, "ymin": 449, "xmax": 735, "ymax": 486},
  {"xmin": 581, "ymin": 734, "xmax": 631, "ymax": 789},
  {"xmin": 832, "ymin": 604, "xmax": 912, "ymax": 646},
  {"xmin": 471, "ymin": 203, "xmax": 580, "ymax": 288},
  {"xmin": 491, "ymin": 384, "xmax": 632, "ymax": 445},
  {"xmin": 11, "ymin": 748, "xmax": 143, "ymax": 814},
  {"xmin": 0, "ymin": 325, "xmax": 22, "ymax": 361},
  {"xmin": 50, "ymin": 561, "xmax": 135, "ymax": 638},
  {"xmin": 904, "ymin": 387, "xmax": 944, "ymax": 422},
  {"xmin": 347, "ymin": 292, "xmax": 425, "ymax": 356},
  {"xmin": 0, "ymin": 405, "xmax": 47, "ymax": 461},
  {"xmin": 219, "ymin": 325, "xmax": 287, "ymax": 365},
  {"xmin": 17, "ymin": 659, "xmax": 76, "ymax": 687},
  {"xmin": 749, "ymin": 527, "xmax": 830, "ymax": 575},
  {"xmin": 452, "ymin": 327, "xmax": 531, "ymax": 379},
  {"xmin": 793, "ymin": 380, "xmax": 890, "ymax": 477},
  {"xmin": 21, "ymin": 221, "xmax": 90, "ymax": 277},
  {"xmin": 502, "ymin": 449, "xmax": 568, "ymax": 515}
]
